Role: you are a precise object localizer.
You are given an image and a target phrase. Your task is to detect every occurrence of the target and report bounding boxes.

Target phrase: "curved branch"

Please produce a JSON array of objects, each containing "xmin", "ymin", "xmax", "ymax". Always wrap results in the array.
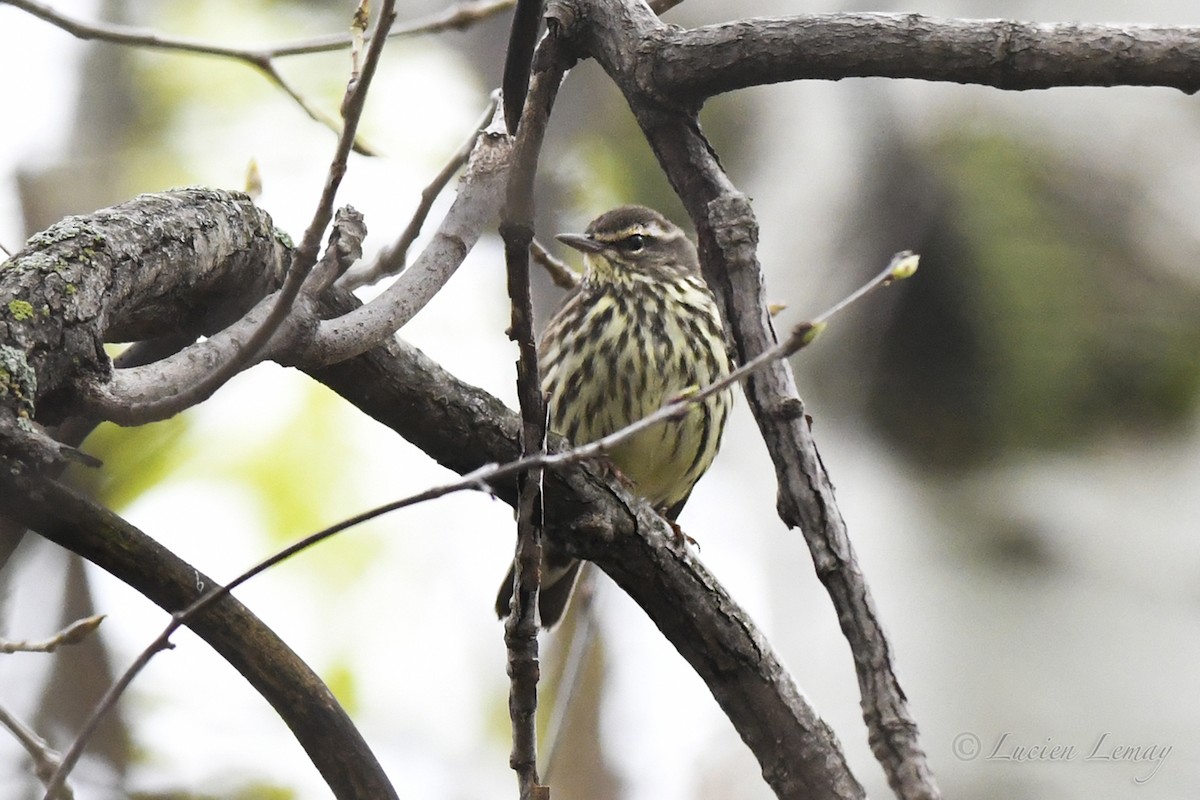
[
  {"xmin": 306, "ymin": 125, "xmax": 513, "ymax": 366},
  {"xmin": 0, "ymin": 189, "xmax": 288, "ymax": 429},
  {"xmin": 103, "ymin": 0, "xmax": 398, "ymax": 424},
  {"xmin": 341, "ymin": 94, "xmax": 502, "ymax": 290},
  {"xmin": 0, "ymin": 475, "xmax": 398, "ymax": 800}
]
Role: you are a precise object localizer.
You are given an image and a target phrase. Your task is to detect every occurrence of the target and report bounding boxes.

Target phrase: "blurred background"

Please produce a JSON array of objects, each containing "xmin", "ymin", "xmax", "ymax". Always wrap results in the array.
[{"xmin": 2, "ymin": 0, "xmax": 1199, "ymax": 798}]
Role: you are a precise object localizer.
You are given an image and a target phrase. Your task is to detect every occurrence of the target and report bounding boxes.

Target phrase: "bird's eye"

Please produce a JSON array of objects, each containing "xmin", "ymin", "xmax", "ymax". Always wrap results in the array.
[{"xmin": 620, "ymin": 234, "xmax": 646, "ymax": 252}]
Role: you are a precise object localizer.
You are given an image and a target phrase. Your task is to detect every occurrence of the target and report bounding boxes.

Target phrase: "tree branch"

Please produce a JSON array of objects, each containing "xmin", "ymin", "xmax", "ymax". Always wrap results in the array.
[
  {"xmin": 546, "ymin": 0, "xmax": 941, "ymax": 796},
  {"xmin": 0, "ymin": 614, "xmax": 104, "ymax": 654},
  {"xmin": 3, "ymin": 0, "xmax": 518, "ymax": 151},
  {"xmin": 105, "ymin": 0, "xmax": 397, "ymax": 423},
  {"xmin": 340, "ymin": 93, "xmax": 502, "ymax": 290},
  {"xmin": 0, "ymin": 704, "xmax": 74, "ymax": 799},
  {"xmin": 655, "ymin": 13, "xmax": 1200, "ymax": 97},
  {"xmin": 497, "ymin": 22, "xmax": 578, "ymax": 797},
  {"xmin": 0, "ymin": 189, "xmax": 288, "ymax": 439},
  {"xmin": 307, "ymin": 123, "xmax": 513, "ymax": 366},
  {"xmin": 0, "ymin": 475, "xmax": 398, "ymax": 800}
]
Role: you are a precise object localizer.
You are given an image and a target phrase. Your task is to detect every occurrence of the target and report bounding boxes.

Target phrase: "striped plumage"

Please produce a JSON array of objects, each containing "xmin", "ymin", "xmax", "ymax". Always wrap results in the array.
[{"xmin": 496, "ymin": 205, "xmax": 733, "ymax": 627}]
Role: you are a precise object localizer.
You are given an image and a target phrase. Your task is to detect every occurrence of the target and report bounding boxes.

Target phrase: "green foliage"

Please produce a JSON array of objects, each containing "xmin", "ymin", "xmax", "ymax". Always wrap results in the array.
[
  {"xmin": 131, "ymin": 782, "xmax": 297, "ymax": 800},
  {"xmin": 69, "ymin": 416, "xmax": 195, "ymax": 511},
  {"xmin": 322, "ymin": 658, "xmax": 360, "ymax": 716},
  {"xmin": 859, "ymin": 127, "xmax": 1200, "ymax": 466},
  {"xmin": 70, "ymin": 375, "xmax": 383, "ymax": 589}
]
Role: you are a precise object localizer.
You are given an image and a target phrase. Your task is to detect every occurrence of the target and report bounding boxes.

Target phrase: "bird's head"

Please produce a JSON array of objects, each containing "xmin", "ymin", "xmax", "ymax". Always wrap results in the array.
[{"xmin": 556, "ymin": 205, "xmax": 700, "ymax": 286}]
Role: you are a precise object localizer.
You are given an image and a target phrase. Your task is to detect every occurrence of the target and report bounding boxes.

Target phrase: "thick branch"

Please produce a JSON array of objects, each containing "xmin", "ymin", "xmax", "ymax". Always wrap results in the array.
[
  {"xmin": 0, "ymin": 188, "xmax": 288, "ymax": 428},
  {"xmin": 0, "ymin": 475, "xmax": 398, "ymax": 800},
  {"xmin": 653, "ymin": 13, "xmax": 1200, "ymax": 97}
]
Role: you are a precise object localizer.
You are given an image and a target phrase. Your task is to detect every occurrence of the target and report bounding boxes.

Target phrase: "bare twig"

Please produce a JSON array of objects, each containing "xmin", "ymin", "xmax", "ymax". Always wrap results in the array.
[
  {"xmin": 3, "ymin": 0, "xmax": 517, "ymax": 149},
  {"xmin": 342, "ymin": 93, "xmax": 502, "ymax": 290},
  {"xmin": 498, "ymin": 21, "xmax": 579, "ymax": 800},
  {"xmin": 541, "ymin": 565, "xmax": 598, "ymax": 781},
  {"xmin": 267, "ymin": 0, "xmax": 518, "ymax": 57},
  {"xmin": 80, "ymin": 3, "xmax": 396, "ymax": 425},
  {"xmin": 530, "ymin": 253, "xmax": 917, "ymax": 469},
  {"xmin": 531, "ymin": 238, "xmax": 580, "ymax": 289},
  {"xmin": 306, "ymin": 125, "xmax": 512, "ymax": 366},
  {"xmin": 0, "ymin": 615, "xmax": 104, "ymax": 654},
  {"xmin": 4, "ymin": 0, "xmax": 514, "ymax": 59},
  {"xmin": 258, "ymin": 61, "xmax": 378, "ymax": 156},
  {"xmin": 0, "ymin": 705, "xmax": 74, "ymax": 799}
]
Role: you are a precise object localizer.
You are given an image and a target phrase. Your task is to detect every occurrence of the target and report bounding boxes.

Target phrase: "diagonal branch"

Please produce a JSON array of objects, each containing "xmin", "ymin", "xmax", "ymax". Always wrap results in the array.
[
  {"xmin": 304, "ymin": 124, "xmax": 512, "ymax": 366},
  {"xmin": 3, "ymin": 0, "xmax": 518, "ymax": 150},
  {"xmin": 0, "ymin": 704, "xmax": 74, "ymax": 799},
  {"xmin": 74, "ymin": 2, "xmax": 397, "ymax": 425},
  {"xmin": 545, "ymin": 0, "xmax": 942, "ymax": 796},
  {"xmin": 340, "ymin": 93, "xmax": 503, "ymax": 290},
  {"xmin": 0, "ymin": 475, "xmax": 399, "ymax": 800}
]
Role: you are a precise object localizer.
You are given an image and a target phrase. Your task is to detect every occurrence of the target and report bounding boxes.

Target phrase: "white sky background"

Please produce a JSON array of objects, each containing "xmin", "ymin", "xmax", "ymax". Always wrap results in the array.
[{"xmin": 3, "ymin": 1, "xmax": 1200, "ymax": 799}]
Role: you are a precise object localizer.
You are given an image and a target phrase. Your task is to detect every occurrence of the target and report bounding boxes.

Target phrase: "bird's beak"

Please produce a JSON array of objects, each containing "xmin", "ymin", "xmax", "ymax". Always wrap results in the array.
[{"xmin": 555, "ymin": 232, "xmax": 603, "ymax": 253}]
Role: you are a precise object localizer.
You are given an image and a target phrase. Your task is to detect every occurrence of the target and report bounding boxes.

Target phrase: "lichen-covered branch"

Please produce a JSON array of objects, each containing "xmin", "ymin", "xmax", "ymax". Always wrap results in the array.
[{"xmin": 0, "ymin": 189, "xmax": 288, "ymax": 464}]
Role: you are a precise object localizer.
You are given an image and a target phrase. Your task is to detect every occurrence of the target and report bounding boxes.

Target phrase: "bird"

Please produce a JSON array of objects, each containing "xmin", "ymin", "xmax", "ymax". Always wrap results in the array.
[{"xmin": 495, "ymin": 204, "xmax": 733, "ymax": 628}]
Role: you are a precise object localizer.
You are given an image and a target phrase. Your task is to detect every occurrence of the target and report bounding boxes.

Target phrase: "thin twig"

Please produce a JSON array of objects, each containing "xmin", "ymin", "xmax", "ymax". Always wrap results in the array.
[
  {"xmin": 3, "ymin": 0, "xmax": 514, "ymax": 59},
  {"xmin": 499, "ymin": 18, "xmax": 571, "ymax": 798},
  {"xmin": 267, "ymin": 0, "xmax": 518, "ymax": 58},
  {"xmin": 259, "ymin": 61, "xmax": 377, "ymax": 156},
  {"xmin": 0, "ymin": 705, "xmax": 74, "ymax": 799},
  {"xmin": 541, "ymin": 565, "xmax": 598, "ymax": 781},
  {"xmin": 4, "ymin": 0, "xmax": 511, "ymax": 153},
  {"xmin": 81, "ymin": 2, "xmax": 396, "ymax": 425},
  {"xmin": 343, "ymin": 93, "xmax": 502, "ymax": 290},
  {"xmin": 549, "ymin": 252, "xmax": 918, "ymax": 458},
  {"xmin": 531, "ymin": 238, "xmax": 580, "ymax": 289},
  {"xmin": 0, "ymin": 615, "xmax": 104, "ymax": 654},
  {"xmin": 306, "ymin": 124, "xmax": 511, "ymax": 366}
]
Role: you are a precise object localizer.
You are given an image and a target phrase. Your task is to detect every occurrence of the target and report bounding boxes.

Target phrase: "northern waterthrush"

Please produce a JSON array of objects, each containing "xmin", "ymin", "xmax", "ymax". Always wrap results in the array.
[{"xmin": 495, "ymin": 205, "xmax": 733, "ymax": 627}]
